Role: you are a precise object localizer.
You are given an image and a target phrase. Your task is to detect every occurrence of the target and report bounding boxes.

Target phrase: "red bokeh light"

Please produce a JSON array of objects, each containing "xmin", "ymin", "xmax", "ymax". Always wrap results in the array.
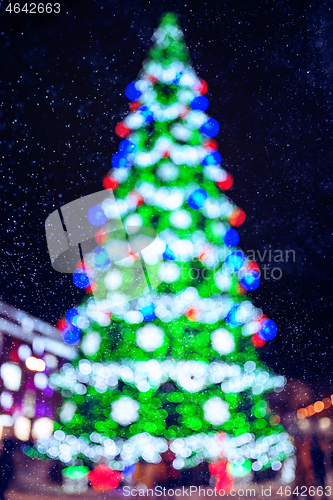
[
  {"xmin": 95, "ymin": 230, "xmax": 108, "ymax": 245},
  {"xmin": 209, "ymin": 461, "xmax": 233, "ymax": 494},
  {"xmin": 85, "ymin": 283, "xmax": 97, "ymax": 294},
  {"xmin": 204, "ymin": 139, "xmax": 218, "ymax": 150},
  {"xmin": 103, "ymin": 175, "xmax": 119, "ymax": 191},
  {"xmin": 217, "ymin": 173, "xmax": 234, "ymax": 191},
  {"xmin": 246, "ymin": 260, "xmax": 260, "ymax": 273},
  {"xmin": 197, "ymin": 78, "xmax": 208, "ymax": 94},
  {"xmin": 228, "ymin": 208, "xmax": 246, "ymax": 227},
  {"xmin": 185, "ymin": 308, "xmax": 198, "ymax": 321},
  {"xmin": 115, "ymin": 122, "xmax": 130, "ymax": 138},
  {"xmin": 129, "ymin": 101, "xmax": 141, "ymax": 111},
  {"xmin": 252, "ymin": 333, "xmax": 266, "ymax": 348},
  {"xmin": 88, "ymin": 465, "xmax": 121, "ymax": 491},
  {"xmin": 56, "ymin": 318, "xmax": 67, "ymax": 331}
]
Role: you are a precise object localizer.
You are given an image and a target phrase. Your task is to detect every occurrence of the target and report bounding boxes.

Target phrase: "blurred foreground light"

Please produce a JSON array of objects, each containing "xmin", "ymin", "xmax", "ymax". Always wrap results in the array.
[
  {"xmin": 62, "ymin": 466, "xmax": 89, "ymax": 494},
  {"xmin": 44, "ymin": 354, "xmax": 58, "ymax": 370},
  {"xmin": 228, "ymin": 460, "xmax": 251, "ymax": 477},
  {"xmin": 297, "ymin": 419, "xmax": 311, "ymax": 431},
  {"xmin": 318, "ymin": 417, "xmax": 331, "ymax": 431},
  {"xmin": 0, "ymin": 415, "xmax": 13, "ymax": 427},
  {"xmin": 1, "ymin": 363, "xmax": 22, "ymax": 391},
  {"xmin": 33, "ymin": 338, "xmax": 45, "ymax": 356},
  {"xmin": 1, "ymin": 392, "xmax": 13, "ymax": 409},
  {"xmin": 32, "ymin": 417, "xmax": 54, "ymax": 440},
  {"xmin": 18, "ymin": 344, "xmax": 32, "ymax": 361},
  {"xmin": 63, "ymin": 466, "xmax": 89, "ymax": 480},
  {"xmin": 25, "ymin": 357, "xmax": 46, "ymax": 372},
  {"xmin": 14, "ymin": 416, "xmax": 31, "ymax": 441},
  {"xmin": 34, "ymin": 373, "xmax": 48, "ymax": 390},
  {"xmin": 297, "ymin": 408, "xmax": 308, "ymax": 420}
]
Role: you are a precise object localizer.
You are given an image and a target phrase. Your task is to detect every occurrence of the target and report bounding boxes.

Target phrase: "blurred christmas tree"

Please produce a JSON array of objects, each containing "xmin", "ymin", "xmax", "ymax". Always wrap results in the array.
[{"xmin": 37, "ymin": 13, "xmax": 293, "ymax": 480}]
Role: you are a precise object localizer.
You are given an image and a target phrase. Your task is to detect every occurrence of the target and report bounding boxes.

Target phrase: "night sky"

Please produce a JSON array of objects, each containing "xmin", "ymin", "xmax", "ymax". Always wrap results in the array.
[{"xmin": 1, "ymin": 0, "xmax": 333, "ymax": 387}]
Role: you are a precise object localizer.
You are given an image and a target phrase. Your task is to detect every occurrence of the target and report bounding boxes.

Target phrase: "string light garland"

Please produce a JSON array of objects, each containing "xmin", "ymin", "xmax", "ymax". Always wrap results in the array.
[{"xmin": 297, "ymin": 396, "xmax": 333, "ymax": 420}]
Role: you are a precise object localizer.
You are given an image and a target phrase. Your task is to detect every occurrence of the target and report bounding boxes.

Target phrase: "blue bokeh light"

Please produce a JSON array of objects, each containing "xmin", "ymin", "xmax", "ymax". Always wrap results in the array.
[
  {"xmin": 93, "ymin": 247, "xmax": 112, "ymax": 270},
  {"xmin": 190, "ymin": 95, "xmax": 209, "ymax": 111},
  {"xmin": 119, "ymin": 139, "xmax": 137, "ymax": 154},
  {"xmin": 225, "ymin": 305, "xmax": 243, "ymax": 327},
  {"xmin": 72, "ymin": 268, "xmax": 93, "ymax": 289},
  {"xmin": 62, "ymin": 326, "xmax": 81, "ymax": 345},
  {"xmin": 258, "ymin": 319, "xmax": 277, "ymax": 341},
  {"xmin": 65, "ymin": 308, "xmax": 79, "ymax": 326},
  {"xmin": 163, "ymin": 245, "xmax": 176, "ymax": 261},
  {"xmin": 202, "ymin": 150, "xmax": 222, "ymax": 166},
  {"xmin": 140, "ymin": 304, "xmax": 156, "ymax": 321},
  {"xmin": 240, "ymin": 270, "xmax": 261, "ymax": 291},
  {"xmin": 111, "ymin": 151, "xmax": 133, "ymax": 169},
  {"xmin": 87, "ymin": 205, "xmax": 108, "ymax": 226},
  {"xmin": 200, "ymin": 118, "xmax": 220, "ymax": 137},
  {"xmin": 225, "ymin": 251, "xmax": 245, "ymax": 272},
  {"xmin": 125, "ymin": 82, "xmax": 142, "ymax": 101},
  {"xmin": 223, "ymin": 228, "xmax": 240, "ymax": 248},
  {"xmin": 188, "ymin": 188, "xmax": 208, "ymax": 210}
]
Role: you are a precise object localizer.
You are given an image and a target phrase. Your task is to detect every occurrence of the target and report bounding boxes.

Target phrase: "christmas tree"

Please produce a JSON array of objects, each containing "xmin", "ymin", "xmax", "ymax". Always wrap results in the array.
[{"xmin": 37, "ymin": 13, "xmax": 293, "ymax": 479}]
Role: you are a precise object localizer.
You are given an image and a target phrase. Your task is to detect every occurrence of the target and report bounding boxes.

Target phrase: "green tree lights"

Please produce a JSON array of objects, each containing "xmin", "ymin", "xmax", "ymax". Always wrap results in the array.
[{"xmin": 37, "ymin": 12, "xmax": 293, "ymax": 478}]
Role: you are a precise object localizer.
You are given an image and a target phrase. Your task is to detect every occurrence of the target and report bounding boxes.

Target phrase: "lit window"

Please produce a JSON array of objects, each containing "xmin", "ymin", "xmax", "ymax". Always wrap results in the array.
[
  {"xmin": 31, "ymin": 418, "xmax": 54, "ymax": 440},
  {"xmin": 1, "ymin": 363, "xmax": 22, "ymax": 391},
  {"xmin": 14, "ymin": 416, "xmax": 31, "ymax": 441}
]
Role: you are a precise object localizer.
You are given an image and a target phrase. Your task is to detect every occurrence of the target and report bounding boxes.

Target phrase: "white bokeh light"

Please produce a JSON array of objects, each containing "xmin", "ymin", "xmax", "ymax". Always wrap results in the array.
[
  {"xmin": 34, "ymin": 372, "xmax": 49, "ymax": 390},
  {"xmin": 158, "ymin": 262, "xmax": 181, "ymax": 283},
  {"xmin": 170, "ymin": 209, "xmax": 192, "ymax": 229},
  {"xmin": 111, "ymin": 396, "xmax": 140, "ymax": 426},
  {"xmin": 211, "ymin": 328, "xmax": 235, "ymax": 355},
  {"xmin": 81, "ymin": 332, "xmax": 102, "ymax": 356},
  {"xmin": 214, "ymin": 271, "xmax": 232, "ymax": 291},
  {"xmin": 60, "ymin": 401, "xmax": 77, "ymax": 423},
  {"xmin": 1, "ymin": 363, "xmax": 22, "ymax": 391},
  {"xmin": 136, "ymin": 324, "xmax": 165, "ymax": 352},
  {"xmin": 104, "ymin": 270, "xmax": 123, "ymax": 291},
  {"xmin": 156, "ymin": 163, "xmax": 179, "ymax": 182},
  {"xmin": 203, "ymin": 397, "xmax": 230, "ymax": 426}
]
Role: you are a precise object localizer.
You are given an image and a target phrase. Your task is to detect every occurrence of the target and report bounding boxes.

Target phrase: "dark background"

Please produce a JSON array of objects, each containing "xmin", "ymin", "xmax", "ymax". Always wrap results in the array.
[{"xmin": 0, "ymin": 0, "xmax": 332, "ymax": 388}]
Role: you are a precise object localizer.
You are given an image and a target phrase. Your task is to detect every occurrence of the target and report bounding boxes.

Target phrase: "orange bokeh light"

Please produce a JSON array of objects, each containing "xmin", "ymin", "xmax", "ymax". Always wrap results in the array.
[
  {"xmin": 297, "ymin": 408, "xmax": 308, "ymax": 420},
  {"xmin": 307, "ymin": 405, "xmax": 315, "ymax": 417},
  {"xmin": 323, "ymin": 398, "xmax": 332, "ymax": 409},
  {"xmin": 270, "ymin": 415, "xmax": 281, "ymax": 425},
  {"xmin": 314, "ymin": 401, "xmax": 325, "ymax": 413}
]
